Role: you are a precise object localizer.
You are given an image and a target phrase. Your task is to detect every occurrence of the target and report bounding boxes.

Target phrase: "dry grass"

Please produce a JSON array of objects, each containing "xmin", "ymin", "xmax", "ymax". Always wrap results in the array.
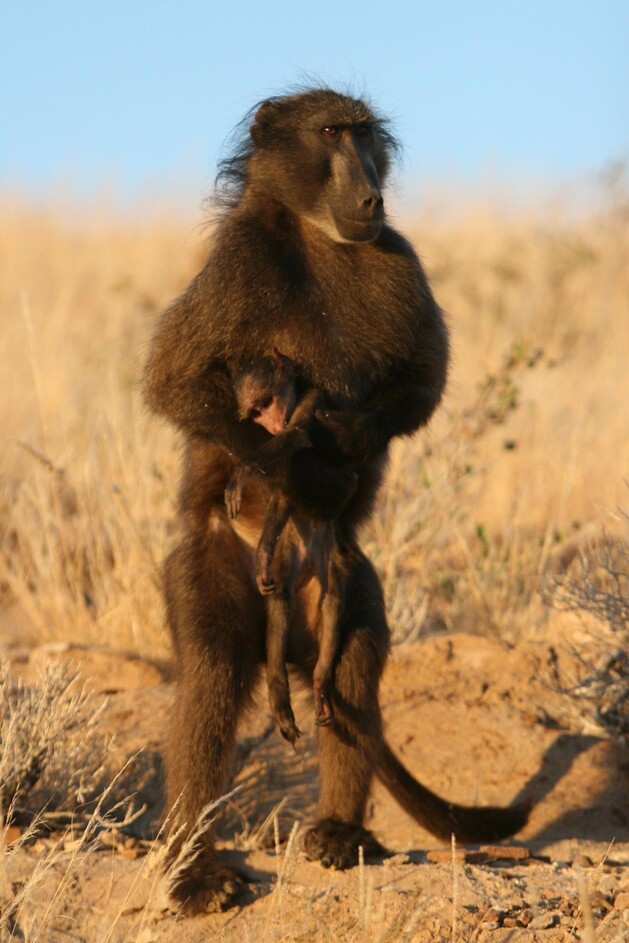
[
  {"xmin": 2, "ymin": 177, "xmax": 628, "ymax": 940},
  {"xmin": 1, "ymin": 175, "xmax": 628, "ymax": 662}
]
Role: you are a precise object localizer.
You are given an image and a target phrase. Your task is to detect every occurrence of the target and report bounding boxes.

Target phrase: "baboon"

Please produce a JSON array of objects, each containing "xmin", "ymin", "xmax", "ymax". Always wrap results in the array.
[
  {"xmin": 227, "ymin": 349, "xmax": 350, "ymax": 742},
  {"xmin": 143, "ymin": 87, "xmax": 529, "ymax": 915}
]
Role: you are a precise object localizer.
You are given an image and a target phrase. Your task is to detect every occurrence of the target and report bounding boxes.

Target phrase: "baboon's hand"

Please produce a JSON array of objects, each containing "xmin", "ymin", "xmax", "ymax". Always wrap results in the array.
[
  {"xmin": 224, "ymin": 463, "xmax": 253, "ymax": 519},
  {"xmin": 314, "ymin": 407, "xmax": 368, "ymax": 464},
  {"xmin": 224, "ymin": 478, "xmax": 242, "ymax": 519},
  {"xmin": 288, "ymin": 424, "xmax": 311, "ymax": 451}
]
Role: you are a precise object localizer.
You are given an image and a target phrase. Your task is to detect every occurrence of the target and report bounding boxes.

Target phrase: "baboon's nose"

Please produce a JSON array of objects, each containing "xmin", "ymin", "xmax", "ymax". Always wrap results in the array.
[{"xmin": 362, "ymin": 192, "xmax": 383, "ymax": 209}]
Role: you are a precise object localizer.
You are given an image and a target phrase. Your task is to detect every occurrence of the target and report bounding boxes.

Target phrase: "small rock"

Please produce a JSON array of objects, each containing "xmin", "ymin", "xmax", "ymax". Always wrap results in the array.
[
  {"xmin": 599, "ymin": 875, "xmax": 618, "ymax": 897},
  {"xmin": 382, "ymin": 853, "xmax": 411, "ymax": 867},
  {"xmin": 502, "ymin": 917, "xmax": 517, "ymax": 928},
  {"xmin": 590, "ymin": 892, "xmax": 613, "ymax": 913},
  {"xmin": 529, "ymin": 912, "xmax": 559, "ymax": 930},
  {"xmin": 517, "ymin": 908, "xmax": 533, "ymax": 926},
  {"xmin": 480, "ymin": 908, "xmax": 504, "ymax": 925},
  {"xmin": 573, "ymin": 853, "xmax": 593, "ymax": 868},
  {"xmin": 99, "ymin": 829, "xmax": 117, "ymax": 847},
  {"xmin": 614, "ymin": 891, "xmax": 629, "ymax": 910},
  {"xmin": 119, "ymin": 846, "xmax": 144, "ymax": 859},
  {"xmin": 480, "ymin": 844, "xmax": 530, "ymax": 860},
  {"xmin": 426, "ymin": 848, "xmax": 487, "ymax": 864}
]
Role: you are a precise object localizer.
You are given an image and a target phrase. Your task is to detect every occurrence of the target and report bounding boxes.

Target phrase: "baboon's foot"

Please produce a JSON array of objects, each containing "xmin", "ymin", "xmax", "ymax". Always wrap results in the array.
[
  {"xmin": 314, "ymin": 688, "xmax": 334, "ymax": 726},
  {"xmin": 303, "ymin": 819, "xmax": 387, "ymax": 870},
  {"xmin": 255, "ymin": 547, "xmax": 277, "ymax": 595},
  {"xmin": 256, "ymin": 572, "xmax": 277, "ymax": 596},
  {"xmin": 269, "ymin": 687, "xmax": 300, "ymax": 745},
  {"xmin": 168, "ymin": 856, "xmax": 247, "ymax": 915},
  {"xmin": 275, "ymin": 707, "xmax": 301, "ymax": 746}
]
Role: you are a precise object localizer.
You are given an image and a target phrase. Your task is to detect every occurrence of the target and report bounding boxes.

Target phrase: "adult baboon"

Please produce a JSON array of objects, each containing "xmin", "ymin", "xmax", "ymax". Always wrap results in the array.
[
  {"xmin": 227, "ymin": 349, "xmax": 350, "ymax": 742},
  {"xmin": 144, "ymin": 87, "xmax": 528, "ymax": 914}
]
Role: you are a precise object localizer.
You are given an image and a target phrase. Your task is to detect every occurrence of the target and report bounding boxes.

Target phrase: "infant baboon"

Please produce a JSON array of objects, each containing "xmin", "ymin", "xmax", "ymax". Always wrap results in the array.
[{"xmin": 226, "ymin": 349, "xmax": 349, "ymax": 743}]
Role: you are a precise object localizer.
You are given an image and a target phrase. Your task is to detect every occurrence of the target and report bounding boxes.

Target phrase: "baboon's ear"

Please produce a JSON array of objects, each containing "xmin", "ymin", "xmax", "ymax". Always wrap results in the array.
[
  {"xmin": 271, "ymin": 347, "xmax": 295, "ymax": 374},
  {"xmin": 251, "ymin": 99, "xmax": 280, "ymax": 146}
]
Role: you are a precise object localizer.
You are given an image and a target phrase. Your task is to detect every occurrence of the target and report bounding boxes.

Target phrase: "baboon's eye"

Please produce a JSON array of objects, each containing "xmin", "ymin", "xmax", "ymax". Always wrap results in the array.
[
  {"xmin": 259, "ymin": 396, "xmax": 273, "ymax": 410},
  {"xmin": 322, "ymin": 126, "xmax": 340, "ymax": 138},
  {"xmin": 355, "ymin": 125, "xmax": 369, "ymax": 135}
]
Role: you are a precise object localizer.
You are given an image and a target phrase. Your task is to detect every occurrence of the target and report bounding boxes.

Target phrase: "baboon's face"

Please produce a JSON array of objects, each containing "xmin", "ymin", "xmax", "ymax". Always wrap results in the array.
[
  {"xmin": 303, "ymin": 123, "xmax": 385, "ymax": 243},
  {"xmin": 249, "ymin": 381, "xmax": 296, "ymax": 435},
  {"xmin": 249, "ymin": 94, "xmax": 390, "ymax": 244},
  {"xmin": 235, "ymin": 356, "xmax": 298, "ymax": 435}
]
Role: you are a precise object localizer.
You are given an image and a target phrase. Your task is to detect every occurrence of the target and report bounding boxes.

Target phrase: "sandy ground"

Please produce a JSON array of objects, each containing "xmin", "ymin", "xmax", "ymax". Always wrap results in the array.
[{"xmin": 3, "ymin": 627, "xmax": 628, "ymax": 942}]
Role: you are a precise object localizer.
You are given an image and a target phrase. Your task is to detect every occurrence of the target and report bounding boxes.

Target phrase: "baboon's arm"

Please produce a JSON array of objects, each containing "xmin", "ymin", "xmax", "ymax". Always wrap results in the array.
[{"xmin": 314, "ymin": 325, "xmax": 449, "ymax": 466}]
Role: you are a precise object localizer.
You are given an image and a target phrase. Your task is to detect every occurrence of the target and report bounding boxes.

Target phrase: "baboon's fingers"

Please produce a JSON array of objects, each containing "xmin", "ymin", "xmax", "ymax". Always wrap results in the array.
[
  {"xmin": 279, "ymin": 721, "xmax": 301, "ymax": 745},
  {"xmin": 224, "ymin": 483, "xmax": 242, "ymax": 519},
  {"xmin": 256, "ymin": 575, "xmax": 277, "ymax": 595},
  {"xmin": 169, "ymin": 861, "xmax": 248, "ymax": 915},
  {"xmin": 314, "ymin": 695, "xmax": 334, "ymax": 726}
]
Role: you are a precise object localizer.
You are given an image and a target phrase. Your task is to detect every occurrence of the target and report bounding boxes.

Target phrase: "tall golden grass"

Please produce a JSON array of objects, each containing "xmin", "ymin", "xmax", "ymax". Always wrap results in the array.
[{"xmin": 1, "ymin": 175, "xmax": 627, "ymax": 655}]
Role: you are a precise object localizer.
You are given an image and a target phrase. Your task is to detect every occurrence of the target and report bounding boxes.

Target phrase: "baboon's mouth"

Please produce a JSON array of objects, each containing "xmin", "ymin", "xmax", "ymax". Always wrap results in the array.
[
  {"xmin": 339, "ymin": 209, "xmax": 384, "ymax": 223},
  {"xmin": 336, "ymin": 217, "xmax": 383, "ymax": 241}
]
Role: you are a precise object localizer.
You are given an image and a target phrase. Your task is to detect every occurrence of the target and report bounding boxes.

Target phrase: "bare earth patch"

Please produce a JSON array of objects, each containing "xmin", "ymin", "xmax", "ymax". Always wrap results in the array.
[{"xmin": 3, "ymin": 631, "xmax": 627, "ymax": 942}]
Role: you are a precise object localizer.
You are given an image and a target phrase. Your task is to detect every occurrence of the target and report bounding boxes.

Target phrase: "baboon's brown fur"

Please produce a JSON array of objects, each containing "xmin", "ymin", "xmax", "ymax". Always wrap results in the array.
[{"xmin": 143, "ymin": 87, "xmax": 529, "ymax": 915}]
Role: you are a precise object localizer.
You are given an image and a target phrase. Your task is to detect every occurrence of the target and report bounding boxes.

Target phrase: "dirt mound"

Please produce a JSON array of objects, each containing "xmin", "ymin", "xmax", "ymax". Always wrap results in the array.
[{"xmin": 3, "ymin": 633, "xmax": 628, "ymax": 941}]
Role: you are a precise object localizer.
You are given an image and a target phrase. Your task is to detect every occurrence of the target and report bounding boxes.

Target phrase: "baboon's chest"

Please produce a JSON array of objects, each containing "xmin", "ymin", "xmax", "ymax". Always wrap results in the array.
[{"xmin": 271, "ymin": 301, "xmax": 411, "ymax": 406}]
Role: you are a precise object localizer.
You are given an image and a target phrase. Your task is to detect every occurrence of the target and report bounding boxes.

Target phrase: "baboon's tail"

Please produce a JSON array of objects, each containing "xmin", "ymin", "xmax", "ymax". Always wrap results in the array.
[{"xmin": 377, "ymin": 740, "xmax": 530, "ymax": 844}]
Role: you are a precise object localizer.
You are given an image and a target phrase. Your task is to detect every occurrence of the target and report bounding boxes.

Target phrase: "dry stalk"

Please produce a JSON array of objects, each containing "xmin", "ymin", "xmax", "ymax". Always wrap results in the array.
[
  {"xmin": 575, "ymin": 866, "xmax": 596, "ymax": 943},
  {"xmin": 451, "ymin": 833, "xmax": 459, "ymax": 943}
]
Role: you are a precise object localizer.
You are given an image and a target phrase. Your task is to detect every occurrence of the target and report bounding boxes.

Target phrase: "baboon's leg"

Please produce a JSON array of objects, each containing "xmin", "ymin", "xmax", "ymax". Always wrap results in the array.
[
  {"xmin": 313, "ymin": 540, "xmax": 345, "ymax": 727},
  {"xmin": 256, "ymin": 494, "xmax": 290, "ymax": 595},
  {"xmin": 301, "ymin": 549, "xmax": 390, "ymax": 868},
  {"xmin": 266, "ymin": 582, "xmax": 300, "ymax": 745},
  {"xmin": 163, "ymin": 525, "xmax": 263, "ymax": 914}
]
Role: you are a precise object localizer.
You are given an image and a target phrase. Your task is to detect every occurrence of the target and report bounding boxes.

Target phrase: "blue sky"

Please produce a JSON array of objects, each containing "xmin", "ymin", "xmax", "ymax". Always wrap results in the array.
[{"xmin": 3, "ymin": 1, "xmax": 628, "ymax": 207}]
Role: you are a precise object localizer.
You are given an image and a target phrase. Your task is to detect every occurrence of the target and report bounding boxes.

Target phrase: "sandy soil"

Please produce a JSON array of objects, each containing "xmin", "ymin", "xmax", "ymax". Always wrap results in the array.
[{"xmin": 3, "ymin": 628, "xmax": 628, "ymax": 942}]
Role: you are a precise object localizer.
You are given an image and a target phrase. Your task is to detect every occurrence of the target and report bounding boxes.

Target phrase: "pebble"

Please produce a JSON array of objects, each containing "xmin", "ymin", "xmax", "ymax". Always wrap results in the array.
[
  {"xmin": 573, "ymin": 853, "xmax": 593, "ymax": 867},
  {"xmin": 382, "ymin": 853, "xmax": 411, "ymax": 867},
  {"xmin": 614, "ymin": 891, "xmax": 629, "ymax": 910},
  {"xmin": 480, "ymin": 844, "xmax": 530, "ymax": 860},
  {"xmin": 529, "ymin": 912, "xmax": 559, "ymax": 930},
  {"xmin": 99, "ymin": 829, "xmax": 117, "ymax": 847},
  {"xmin": 480, "ymin": 908, "xmax": 505, "ymax": 924},
  {"xmin": 599, "ymin": 875, "xmax": 618, "ymax": 897},
  {"xmin": 590, "ymin": 892, "xmax": 613, "ymax": 913},
  {"xmin": 426, "ymin": 848, "xmax": 487, "ymax": 864}
]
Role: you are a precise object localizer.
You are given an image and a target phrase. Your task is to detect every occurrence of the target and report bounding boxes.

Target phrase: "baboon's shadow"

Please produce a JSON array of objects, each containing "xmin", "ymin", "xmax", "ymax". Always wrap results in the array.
[{"xmin": 513, "ymin": 732, "xmax": 629, "ymax": 846}]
